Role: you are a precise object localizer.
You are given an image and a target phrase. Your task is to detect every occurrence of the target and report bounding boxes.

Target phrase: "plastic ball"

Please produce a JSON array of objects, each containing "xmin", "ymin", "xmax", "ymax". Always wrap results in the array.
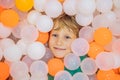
[
  {"xmin": 12, "ymin": 20, "xmax": 28, "ymax": 38},
  {"xmin": 13, "ymin": 74, "xmax": 30, "ymax": 80},
  {"xmin": 30, "ymin": 60, "xmax": 48, "ymax": 76},
  {"xmin": 0, "ymin": 9, "xmax": 19, "ymax": 27},
  {"xmin": 4, "ymin": 45, "xmax": 22, "ymax": 62},
  {"xmin": 12, "ymin": 6, "xmax": 28, "ymax": 21},
  {"xmin": 63, "ymin": 0, "xmax": 77, "ymax": 16},
  {"xmin": 88, "ymin": 74, "xmax": 97, "ymax": 80},
  {"xmin": 0, "ymin": 6, "xmax": 4, "ymax": 13},
  {"xmin": 0, "ymin": 38, "xmax": 15, "ymax": 50},
  {"xmin": 20, "ymin": 24, "xmax": 39, "ymax": 42},
  {"xmin": 45, "ymin": 0, "xmax": 62, "ymax": 18},
  {"xmin": 27, "ymin": 42, "xmax": 46, "ymax": 60},
  {"xmin": 71, "ymin": 38, "xmax": 89, "ymax": 56},
  {"xmin": 95, "ymin": 52, "xmax": 114, "ymax": 70},
  {"xmin": 96, "ymin": 0, "xmax": 113, "ymax": 13},
  {"xmin": 77, "ymin": 0, "xmax": 96, "ymax": 15},
  {"xmin": 112, "ymin": 39, "xmax": 120, "ymax": 54},
  {"xmin": 16, "ymin": 39, "xmax": 30, "ymax": 55},
  {"xmin": 41, "ymin": 48, "xmax": 54, "ymax": 63},
  {"xmin": 35, "ymin": 15, "xmax": 53, "ymax": 32},
  {"xmin": 0, "ymin": 62, "xmax": 9, "ymax": 80},
  {"xmin": 0, "ymin": 48, "xmax": 3, "ymax": 60},
  {"xmin": 0, "ymin": 23, "xmax": 11, "ymax": 38},
  {"xmin": 0, "ymin": 0, "xmax": 15, "ymax": 8},
  {"xmin": 75, "ymin": 13, "xmax": 93, "ymax": 26},
  {"xmin": 79, "ymin": 26, "xmax": 94, "ymax": 42},
  {"xmin": 97, "ymin": 70, "xmax": 116, "ymax": 80},
  {"xmin": 80, "ymin": 58, "xmax": 98, "ymax": 75},
  {"xmin": 30, "ymin": 74, "xmax": 48, "ymax": 80},
  {"xmin": 111, "ymin": 52, "xmax": 120, "ymax": 68},
  {"xmin": 92, "ymin": 15, "xmax": 110, "ymax": 30},
  {"xmin": 15, "ymin": 0, "xmax": 33, "ymax": 12},
  {"xmin": 34, "ymin": 0, "xmax": 47, "ymax": 12},
  {"xmin": 73, "ymin": 72, "xmax": 89, "ymax": 80},
  {"xmin": 22, "ymin": 55, "xmax": 34, "ymax": 69},
  {"xmin": 47, "ymin": 58, "xmax": 64, "ymax": 76},
  {"xmin": 88, "ymin": 42, "xmax": 104, "ymax": 59},
  {"xmin": 113, "ymin": 0, "xmax": 120, "ymax": 9},
  {"xmin": 37, "ymin": 32, "xmax": 49, "ymax": 44},
  {"xmin": 27, "ymin": 10, "xmax": 41, "ymax": 25},
  {"xmin": 58, "ymin": 0, "xmax": 64, "ymax": 3},
  {"xmin": 54, "ymin": 71, "xmax": 72, "ymax": 80},
  {"xmin": 94, "ymin": 27, "xmax": 112, "ymax": 46},
  {"xmin": 64, "ymin": 53, "xmax": 81, "ymax": 70},
  {"xmin": 109, "ymin": 20, "xmax": 120, "ymax": 36},
  {"xmin": 10, "ymin": 61, "xmax": 29, "ymax": 79}
]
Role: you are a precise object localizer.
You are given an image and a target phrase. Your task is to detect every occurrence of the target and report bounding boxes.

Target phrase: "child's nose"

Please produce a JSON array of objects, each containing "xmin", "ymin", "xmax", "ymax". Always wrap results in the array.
[{"xmin": 56, "ymin": 38, "xmax": 63, "ymax": 45}]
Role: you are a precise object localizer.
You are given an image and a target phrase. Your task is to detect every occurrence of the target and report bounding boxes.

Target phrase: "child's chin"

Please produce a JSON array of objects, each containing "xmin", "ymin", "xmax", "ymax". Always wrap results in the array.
[{"xmin": 54, "ymin": 54, "xmax": 65, "ymax": 58}]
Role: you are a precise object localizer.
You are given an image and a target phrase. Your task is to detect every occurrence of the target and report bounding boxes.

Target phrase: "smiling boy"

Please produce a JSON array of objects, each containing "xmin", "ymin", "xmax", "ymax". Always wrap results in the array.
[{"xmin": 49, "ymin": 14, "xmax": 82, "ymax": 58}]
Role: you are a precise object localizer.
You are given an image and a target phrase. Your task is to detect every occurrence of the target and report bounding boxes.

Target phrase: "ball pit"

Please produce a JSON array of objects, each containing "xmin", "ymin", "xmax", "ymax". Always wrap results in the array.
[{"xmin": 0, "ymin": 0, "xmax": 120, "ymax": 80}]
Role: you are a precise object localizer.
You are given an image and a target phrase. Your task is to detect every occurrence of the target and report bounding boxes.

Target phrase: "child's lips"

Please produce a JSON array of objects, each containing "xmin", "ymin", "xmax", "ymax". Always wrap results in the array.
[{"xmin": 53, "ymin": 47, "xmax": 66, "ymax": 50}]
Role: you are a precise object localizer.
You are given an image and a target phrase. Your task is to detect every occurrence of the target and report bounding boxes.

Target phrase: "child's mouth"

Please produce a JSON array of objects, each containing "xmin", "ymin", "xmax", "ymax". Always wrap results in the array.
[{"xmin": 53, "ymin": 47, "xmax": 66, "ymax": 50}]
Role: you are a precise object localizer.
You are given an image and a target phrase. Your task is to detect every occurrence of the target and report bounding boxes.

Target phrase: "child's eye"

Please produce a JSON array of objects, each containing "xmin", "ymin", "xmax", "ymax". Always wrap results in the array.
[
  {"xmin": 65, "ymin": 36, "xmax": 71, "ymax": 39},
  {"xmin": 52, "ymin": 34, "xmax": 58, "ymax": 37}
]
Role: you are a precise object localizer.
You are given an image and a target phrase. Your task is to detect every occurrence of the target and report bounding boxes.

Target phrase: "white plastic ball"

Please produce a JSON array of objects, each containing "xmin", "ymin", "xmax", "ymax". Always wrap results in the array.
[
  {"xmin": 63, "ymin": 0, "xmax": 77, "ymax": 16},
  {"xmin": 30, "ymin": 74, "xmax": 48, "ymax": 80},
  {"xmin": 27, "ymin": 10, "xmax": 41, "ymax": 25},
  {"xmin": 16, "ymin": 39, "xmax": 31, "ymax": 55},
  {"xmin": 35, "ymin": 15, "xmax": 53, "ymax": 32},
  {"xmin": 79, "ymin": 26, "xmax": 94, "ymax": 43},
  {"xmin": 113, "ymin": 0, "xmax": 120, "ymax": 9},
  {"xmin": 96, "ymin": 0, "xmax": 113, "ymax": 13},
  {"xmin": 95, "ymin": 52, "xmax": 114, "ymax": 70},
  {"xmin": 64, "ymin": 53, "xmax": 81, "ymax": 70},
  {"xmin": 20, "ymin": 24, "xmax": 39, "ymax": 42},
  {"xmin": 34, "ymin": 0, "xmax": 47, "ymax": 12},
  {"xmin": 45, "ymin": 0, "xmax": 62, "ymax": 18},
  {"xmin": 75, "ymin": 13, "xmax": 93, "ymax": 26},
  {"xmin": 22, "ymin": 55, "xmax": 34, "ymax": 69},
  {"xmin": 54, "ymin": 71, "xmax": 72, "ymax": 80},
  {"xmin": 92, "ymin": 14, "xmax": 109, "ymax": 30},
  {"xmin": 0, "ymin": 38, "xmax": 15, "ymax": 50},
  {"xmin": 73, "ymin": 72, "xmax": 89, "ymax": 80},
  {"xmin": 0, "ymin": 23, "xmax": 11, "ymax": 38},
  {"xmin": 80, "ymin": 58, "xmax": 98, "ymax": 75},
  {"xmin": 77, "ymin": 0, "xmax": 96, "ymax": 15},
  {"xmin": 27, "ymin": 42, "xmax": 46, "ymax": 60},
  {"xmin": 0, "ymin": 48, "xmax": 3, "ymax": 60},
  {"xmin": 10, "ymin": 61, "xmax": 29, "ymax": 78},
  {"xmin": 111, "ymin": 52, "xmax": 120, "ymax": 68},
  {"xmin": 30, "ymin": 60, "xmax": 48, "ymax": 76},
  {"xmin": 4, "ymin": 45, "xmax": 22, "ymax": 62},
  {"xmin": 71, "ymin": 38, "xmax": 89, "ymax": 56}
]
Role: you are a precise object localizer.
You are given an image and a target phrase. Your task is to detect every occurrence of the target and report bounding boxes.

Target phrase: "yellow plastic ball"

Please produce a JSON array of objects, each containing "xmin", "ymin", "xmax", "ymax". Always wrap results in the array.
[{"xmin": 15, "ymin": 0, "xmax": 33, "ymax": 12}]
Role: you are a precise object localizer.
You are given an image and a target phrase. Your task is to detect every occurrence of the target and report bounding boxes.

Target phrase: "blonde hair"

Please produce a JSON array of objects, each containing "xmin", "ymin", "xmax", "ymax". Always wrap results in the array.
[{"xmin": 53, "ymin": 14, "xmax": 82, "ymax": 37}]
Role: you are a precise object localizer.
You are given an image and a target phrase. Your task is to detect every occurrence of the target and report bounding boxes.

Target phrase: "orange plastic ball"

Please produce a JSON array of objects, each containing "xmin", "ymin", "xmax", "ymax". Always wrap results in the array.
[
  {"xmin": 48, "ymin": 58, "xmax": 64, "ymax": 76},
  {"xmin": 115, "ymin": 74, "xmax": 120, "ymax": 80},
  {"xmin": 15, "ymin": 0, "xmax": 33, "ymax": 12},
  {"xmin": 37, "ymin": 32, "xmax": 49, "ymax": 44},
  {"xmin": 94, "ymin": 27, "xmax": 112, "ymax": 46},
  {"xmin": 58, "ymin": 0, "xmax": 64, "ymax": 3},
  {"xmin": 0, "ymin": 62, "xmax": 10, "ymax": 80},
  {"xmin": 97, "ymin": 70, "xmax": 116, "ymax": 80},
  {"xmin": 88, "ymin": 42, "xmax": 104, "ymax": 59},
  {"xmin": 0, "ymin": 9, "xmax": 19, "ymax": 27},
  {"xmin": 0, "ymin": 6, "xmax": 4, "ymax": 13}
]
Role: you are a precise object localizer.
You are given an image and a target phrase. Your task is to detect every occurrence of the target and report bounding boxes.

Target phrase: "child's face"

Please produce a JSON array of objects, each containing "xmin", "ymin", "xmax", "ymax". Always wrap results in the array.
[{"xmin": 49, "ymin": 28, "xmax": 77, "ymax": 58}]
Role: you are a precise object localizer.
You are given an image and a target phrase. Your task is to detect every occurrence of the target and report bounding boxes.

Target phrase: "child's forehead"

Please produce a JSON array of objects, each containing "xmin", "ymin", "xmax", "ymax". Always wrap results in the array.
[{"xmin": 51, "ymin": 28, "xmax": 76, "ymax": 36}]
